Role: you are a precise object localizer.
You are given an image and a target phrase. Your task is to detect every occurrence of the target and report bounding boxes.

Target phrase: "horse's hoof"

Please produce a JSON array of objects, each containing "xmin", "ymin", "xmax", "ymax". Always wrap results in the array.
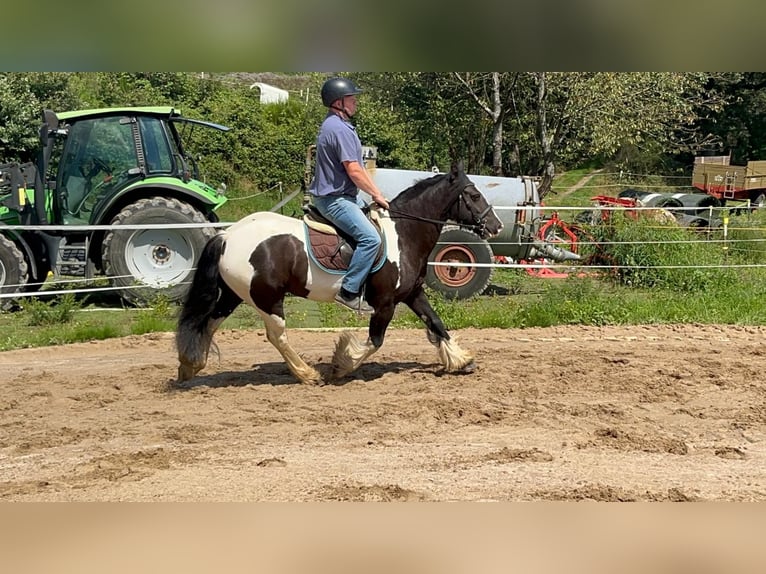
[
  {"xmin": 177, "ymin": 364, "xmax": 199, "ymax": 382},
  {"xmin": 460, "ymin": 361, "xmax": 476, "ymax": 374},
  {"xmin": 297, "ymin": 369, "xmax": 324, "ymax": 386},
  {"xmin": 302, "ymin": 376, "xmax": 324, "ymax": 386},
  {"xmin": 330, "ymin": 365, "xmax": 352, "ymax": 382}
]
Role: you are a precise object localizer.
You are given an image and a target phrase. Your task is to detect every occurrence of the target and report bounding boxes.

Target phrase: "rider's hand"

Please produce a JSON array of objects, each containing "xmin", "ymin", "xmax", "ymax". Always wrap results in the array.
[{"xmin": 371, "ymin": 195, "xmax": 389, "ymax": 210}]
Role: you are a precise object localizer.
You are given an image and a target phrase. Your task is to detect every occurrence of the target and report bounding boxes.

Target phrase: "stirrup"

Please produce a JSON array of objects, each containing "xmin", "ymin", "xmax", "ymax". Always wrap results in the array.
[{"xmin": 334, "ymin": 292, "xmax": 373, "ymax": 314}]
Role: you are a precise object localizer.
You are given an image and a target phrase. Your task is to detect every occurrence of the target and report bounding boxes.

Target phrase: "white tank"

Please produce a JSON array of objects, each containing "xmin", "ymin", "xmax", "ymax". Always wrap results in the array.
[{"xmin": 368, "ymin": 167, "xmax": 542, "ymax": 257}]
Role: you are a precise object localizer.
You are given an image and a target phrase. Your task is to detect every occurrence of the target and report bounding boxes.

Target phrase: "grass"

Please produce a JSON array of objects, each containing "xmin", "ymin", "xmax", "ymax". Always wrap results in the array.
[
  {"xmin": 2, "ymin": 168, "xmax": 765, "ymax": 351},
  {"xmin": 2, "ymin": 265, "xmax": 764, "ymax": 353}
]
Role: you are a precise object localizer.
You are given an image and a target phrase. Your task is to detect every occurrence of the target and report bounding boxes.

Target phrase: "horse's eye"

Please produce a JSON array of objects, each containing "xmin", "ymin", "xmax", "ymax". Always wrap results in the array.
[{"xmin": 470, "ymin": 192, "xmax": 481, "ymax": 202}]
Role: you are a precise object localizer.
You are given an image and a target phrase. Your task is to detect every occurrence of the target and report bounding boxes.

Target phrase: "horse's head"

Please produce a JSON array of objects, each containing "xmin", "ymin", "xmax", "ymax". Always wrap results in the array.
[{"xmin": 446, "ymin": 162, "xmax": 503, "ymax": 239}]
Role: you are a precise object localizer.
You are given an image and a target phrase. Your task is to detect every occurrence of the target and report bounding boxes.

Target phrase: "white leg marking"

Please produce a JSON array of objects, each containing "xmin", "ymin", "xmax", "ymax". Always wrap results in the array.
[
  {"xmin": 262, "ymin": 312, "xmax": 322, "ymax": 384},
  {"xmin": 437, "ymin": 337, "xmax": 475, "ymax": 372},
  {"xmin": 332, "ymin": 331, "xmax": 379, "ymax": 379}
]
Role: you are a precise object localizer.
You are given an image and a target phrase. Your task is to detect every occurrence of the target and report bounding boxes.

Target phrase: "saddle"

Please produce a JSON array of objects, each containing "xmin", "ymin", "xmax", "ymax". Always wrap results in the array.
[{"xmin": 303, "ymin": 204, "xmax": 386, "ymax": 274}]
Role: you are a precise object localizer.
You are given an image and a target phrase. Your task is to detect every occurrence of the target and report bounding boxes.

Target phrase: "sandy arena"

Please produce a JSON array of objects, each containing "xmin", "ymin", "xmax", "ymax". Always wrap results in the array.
[{"xmin": 0, "ymin": 324, "xmax": 764, "ymax": 501}]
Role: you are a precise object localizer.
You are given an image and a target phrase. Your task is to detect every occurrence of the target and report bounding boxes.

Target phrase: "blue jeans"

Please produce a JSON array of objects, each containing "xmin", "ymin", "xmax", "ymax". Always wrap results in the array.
[{"xmin": 312, "ymin": 194, "xmax": 381, "ymax": 295}]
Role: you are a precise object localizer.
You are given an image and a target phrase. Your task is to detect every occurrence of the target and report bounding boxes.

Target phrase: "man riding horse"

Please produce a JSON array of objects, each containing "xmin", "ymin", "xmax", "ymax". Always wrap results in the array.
[{"xmin": 308, "ymin": 77, "xmax": 390, "ymax": 313}]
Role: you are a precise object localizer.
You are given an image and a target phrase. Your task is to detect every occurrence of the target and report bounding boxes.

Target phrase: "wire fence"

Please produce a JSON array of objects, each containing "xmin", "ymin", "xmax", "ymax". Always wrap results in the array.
[{"xmin": 2, "ymin": 202, "xmax": 766, "ymax": 301}]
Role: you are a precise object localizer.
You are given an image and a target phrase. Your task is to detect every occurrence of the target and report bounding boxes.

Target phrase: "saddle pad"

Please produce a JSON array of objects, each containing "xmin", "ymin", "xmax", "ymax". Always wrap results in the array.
[{"xmin": 304, "ymin": 224, "xmax": 387, "ymax": 275}]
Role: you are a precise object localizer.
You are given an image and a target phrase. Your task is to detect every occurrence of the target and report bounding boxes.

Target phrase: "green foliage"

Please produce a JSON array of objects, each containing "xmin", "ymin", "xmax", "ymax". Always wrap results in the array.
[
  {"xmin": 516, "ymin": 278, "xmax": 630, "ymax": 327},
  {"xmin": 696, "ymin": 73, "xmax": 766, "ymax": 165},
  {"xmin": 0, "ymin": 72, "xmax": 754, "ymax": 202},
  {"xmin": 191, "ymin": 82, "xmax": 322, "ymax": 191},
  {"xmin": 66, "ymin": 322, "xmax": 121, "ymax": 343},
  {"xmin": 316, "ymin": 300, "xmax": 368, "ymax": 329},
  {"xmin": 131, "ymin": 313, "xmax": 175, "ymax": 336},
  {"xmin": 0, "ymin": 74, "xmax": 42, "ymax": 162},
  {"xmin": 130, "ymin": 293, "xmax": 176, "ymax": 334},
  {"xmin": 1, "ymin": 258, "xmax": 765, "ymax": 352},
  {"xmin": 725, "ymin": 209, "xmax": 766, "ymax": 265},
  {"xmin": 23, "ymin": 293, "xmax": 80, "ymax": 326},
  {"xmin": 583, "ymin": 213, "xmax": 736, "ymax": 292}
]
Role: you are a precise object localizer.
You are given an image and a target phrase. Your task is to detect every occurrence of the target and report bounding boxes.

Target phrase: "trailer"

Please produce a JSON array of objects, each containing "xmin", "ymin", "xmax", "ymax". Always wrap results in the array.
[{"xmin": 692, "ymin": 155, "xmax": 766, "ymax": 206}]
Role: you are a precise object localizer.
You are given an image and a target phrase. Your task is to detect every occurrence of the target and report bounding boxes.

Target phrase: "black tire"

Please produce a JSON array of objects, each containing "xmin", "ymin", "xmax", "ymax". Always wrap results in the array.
[
  {"xmin": 20, "ymin": 234, "xmax": 50, "ymax": 293},
  {"xmin": 425, "ymin": 225, "xmax": 493, "ymax": 300},
  {"xmin": 0, "ymin": 234, "xmax": 29, "ymax": 311},
  {"xmin": 752, "ymin": 192, "xmax": 766, "ymax": 209},
  {"xmin": 102, "ymin": 197, "xmax": 217, "ymax": 306},
  {"xmin": 574, "ymin": 209, "xmax": 599, "ymax": 225}
]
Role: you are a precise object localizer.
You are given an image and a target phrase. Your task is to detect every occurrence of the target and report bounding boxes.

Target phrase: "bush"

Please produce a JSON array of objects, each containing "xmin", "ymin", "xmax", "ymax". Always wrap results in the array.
[
  {"xmin": 24, "ymin": 293, "xmax": 80, "ymax": 326},
  {"xmin": 584, "ymin": 213, "xmax": 736, "ymax": 292}
]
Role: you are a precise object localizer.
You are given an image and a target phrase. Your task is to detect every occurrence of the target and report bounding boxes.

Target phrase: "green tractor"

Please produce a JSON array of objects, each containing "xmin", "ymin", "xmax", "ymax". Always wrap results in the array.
[{"xmin": 0, "ymin": 106, "xmax": 229, "ymax": 309}]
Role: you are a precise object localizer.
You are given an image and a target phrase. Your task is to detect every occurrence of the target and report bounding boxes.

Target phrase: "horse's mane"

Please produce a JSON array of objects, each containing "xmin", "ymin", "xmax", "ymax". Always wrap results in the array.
[{"xmin": 389, "ymin": 172, "xmax": 449, "ymax": 207}]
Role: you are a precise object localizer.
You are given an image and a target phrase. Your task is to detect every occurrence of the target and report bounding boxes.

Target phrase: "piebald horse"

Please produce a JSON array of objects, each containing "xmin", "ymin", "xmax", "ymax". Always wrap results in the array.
[{"xmin": 175, "ymin": 162, "xmax": 503, "ymax": 384}]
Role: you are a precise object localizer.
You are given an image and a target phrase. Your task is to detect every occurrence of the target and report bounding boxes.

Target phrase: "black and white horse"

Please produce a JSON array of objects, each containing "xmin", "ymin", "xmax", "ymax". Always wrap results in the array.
[{"xmin": 175, "ymin": 162, "xmax": 502, "ymax": 384}]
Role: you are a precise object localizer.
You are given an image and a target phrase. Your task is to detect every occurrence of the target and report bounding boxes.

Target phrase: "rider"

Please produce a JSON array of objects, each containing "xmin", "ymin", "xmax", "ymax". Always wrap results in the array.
[{"xmin": 308, "ymin": 77, "xmax": 390, "ymax": 313}]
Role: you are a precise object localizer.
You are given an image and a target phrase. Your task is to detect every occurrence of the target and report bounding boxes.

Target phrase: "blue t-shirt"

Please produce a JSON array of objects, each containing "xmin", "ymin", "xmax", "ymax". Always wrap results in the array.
[{"xmin": 309, "ymin": 113, "xmax": 364, "ymax": 198}]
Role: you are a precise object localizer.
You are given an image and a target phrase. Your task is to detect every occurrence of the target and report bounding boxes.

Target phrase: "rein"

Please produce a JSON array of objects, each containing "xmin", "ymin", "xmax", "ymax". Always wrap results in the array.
[{"xmin": 385, "ymin": 185, "xmax": 490, "ymax": 235}]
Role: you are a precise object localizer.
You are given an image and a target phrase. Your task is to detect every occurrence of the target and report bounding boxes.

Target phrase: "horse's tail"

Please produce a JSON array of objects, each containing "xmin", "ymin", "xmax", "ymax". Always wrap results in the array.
[{"xmin": 175, "ymin": 232, "xmax": 227, "ymax": 381}]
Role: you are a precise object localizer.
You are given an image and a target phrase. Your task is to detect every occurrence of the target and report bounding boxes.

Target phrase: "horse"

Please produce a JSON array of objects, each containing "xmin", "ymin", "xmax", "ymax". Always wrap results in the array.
[{"xmin": 175, "ymin": 162, "xmax": 503, "ymax": 385}]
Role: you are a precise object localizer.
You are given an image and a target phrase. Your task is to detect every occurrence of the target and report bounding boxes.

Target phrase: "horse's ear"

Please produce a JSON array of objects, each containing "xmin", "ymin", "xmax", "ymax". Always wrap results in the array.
[{"xmin": 449, "ymin": 161, "xmax": 464, "ymax": 181}]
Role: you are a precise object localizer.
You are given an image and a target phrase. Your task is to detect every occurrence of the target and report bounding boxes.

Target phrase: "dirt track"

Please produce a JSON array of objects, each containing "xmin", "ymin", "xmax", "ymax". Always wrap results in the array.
[{"xmin": 1, "ymin": 324, "xmax": 764, "ymax": 501}]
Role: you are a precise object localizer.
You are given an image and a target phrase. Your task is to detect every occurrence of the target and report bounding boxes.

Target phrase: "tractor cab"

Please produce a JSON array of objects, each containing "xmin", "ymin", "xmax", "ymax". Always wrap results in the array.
[{"xmin": 47, "ymin": 106, "xmax": 224, "ymax": 225}]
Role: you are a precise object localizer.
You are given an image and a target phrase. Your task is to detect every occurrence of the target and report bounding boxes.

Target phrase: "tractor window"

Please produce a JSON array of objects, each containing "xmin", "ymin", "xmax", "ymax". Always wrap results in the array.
[
  {"xmin": 139, "ymin": 117, "xmax": 173, "ymax": 174},
  {"xmin": 58, "ymin": 116, "xmax": 138, "ymax": 222},
  {"xmin": 90, "ymin": 117, "xmax": 138, "ymax": 175}
]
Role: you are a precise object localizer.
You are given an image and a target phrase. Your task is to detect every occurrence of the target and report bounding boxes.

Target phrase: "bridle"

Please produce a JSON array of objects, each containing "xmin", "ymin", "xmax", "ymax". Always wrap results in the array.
[
  {"xmin": 454, "ymin": 185, "xmax": 494, "ymax": 236},
  {"xmin": 386, "ymin": 184, "xmax": 493, "ymax": 236}
]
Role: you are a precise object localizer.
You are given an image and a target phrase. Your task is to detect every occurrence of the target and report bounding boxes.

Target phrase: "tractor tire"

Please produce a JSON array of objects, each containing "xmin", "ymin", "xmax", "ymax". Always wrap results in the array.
[
  {"xmin": 102, "ymin": 197, "xmax": 217, "ymax": 306},
  {"xmin": 425, "ymin": 225, "xmax": 493, "ymax": 300},
  {"xmin": 0, "ymin": 234, "xmax": 29, "ymax": 311}
]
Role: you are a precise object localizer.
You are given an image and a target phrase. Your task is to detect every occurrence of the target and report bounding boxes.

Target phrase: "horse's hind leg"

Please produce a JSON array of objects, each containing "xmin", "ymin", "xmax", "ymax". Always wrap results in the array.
[
  {"xmin": 406, "ymin": 289, "xmax": 475, "ymax": 372},
  {"xmin": 177, "ymin": 285, "xmax": 242, "ymax": 382},
  {"xmin": 258, "ymin": 305, "xmax": 322, "ymax": 385}
]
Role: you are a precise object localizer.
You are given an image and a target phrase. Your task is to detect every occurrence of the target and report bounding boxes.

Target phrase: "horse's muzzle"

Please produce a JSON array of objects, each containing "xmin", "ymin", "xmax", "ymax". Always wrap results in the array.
[{"xmin": 479, "ymin": 218, "xmax": 503, "ymax": 239}]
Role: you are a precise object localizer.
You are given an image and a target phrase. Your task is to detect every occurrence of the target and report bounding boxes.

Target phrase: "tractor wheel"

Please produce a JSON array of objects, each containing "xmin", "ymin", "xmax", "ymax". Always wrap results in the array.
[
  {"xmin": 0, "ymin": 235, "xmax": 29, "ymax": 311},
  {"xmin": 425, "ymin": 226, "xmax": 493, "ymax": 300},
  {"xmin": 102, "ymin": 197, "xmax": 217, "ymax": 306},
  {"xmin": 752, "ymin": 192, "xmax": 766, "ymax": 210}
]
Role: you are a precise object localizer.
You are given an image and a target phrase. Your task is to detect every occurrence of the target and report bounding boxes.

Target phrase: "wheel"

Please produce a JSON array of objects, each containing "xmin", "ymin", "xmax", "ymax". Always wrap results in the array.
[
  {"xmin": 574, "ymin": 209, "xmax": 599, "ymax": 225},
  {"xmin": 102, "ymin": 197, "xmax": 216, "ymax": 306},
  {"xmin": 752, "ymin": 192, "xmax": 766, "ymax": 209},
  {"xmin": 425, "ymin": 225, "xmax": 493, "ymax": 299},
  {"xmin": 0, "ymin": 235, "xmax": 29, "ymax": 311},
  {"xmin": 19, "ymin": 234, "xmax": 50, "ymax": 293}
]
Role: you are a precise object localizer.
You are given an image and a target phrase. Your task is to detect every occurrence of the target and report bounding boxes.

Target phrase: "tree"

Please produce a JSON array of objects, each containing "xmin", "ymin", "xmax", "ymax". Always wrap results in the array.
[
  {"xmin": 0, "ymin": 74, "xmax": 41, "ymax": 162},
  {"xmin": 518, "ymin": 72, "xmax": 723, "ymax": 197},
  {"xmin": 453, "ymin": 72, "xmax": 519, "ymax": 176},
  {"xmin": 694, "ymin": 73, "xmax": 766, "ymax": 164}
]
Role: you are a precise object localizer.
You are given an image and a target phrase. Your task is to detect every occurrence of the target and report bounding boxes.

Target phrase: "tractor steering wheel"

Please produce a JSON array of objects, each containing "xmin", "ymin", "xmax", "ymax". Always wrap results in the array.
[
  {"xmin": 79, "ymin": 157, "xmax": 113, "ymax": 193},
  {"xmin": 80, "ymin": 157, "xmax": 112, "ymax": 179}
]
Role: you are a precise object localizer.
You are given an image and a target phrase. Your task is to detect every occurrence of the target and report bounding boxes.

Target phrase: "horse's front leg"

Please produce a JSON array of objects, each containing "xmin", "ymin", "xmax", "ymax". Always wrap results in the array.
[
  {"xmin": 332, "ymin": 304, "xmax": 395, "ymax": 380},
  {"xmin": 405, "ymin": 288, "xmax": 475, "ymax": 373}
]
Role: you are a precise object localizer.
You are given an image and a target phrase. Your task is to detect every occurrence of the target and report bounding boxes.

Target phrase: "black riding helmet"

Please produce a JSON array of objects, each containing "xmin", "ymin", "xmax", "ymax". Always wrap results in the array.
[{"xmin": 321, "ymin": 77, "xmax": 363, "ymax": 107}]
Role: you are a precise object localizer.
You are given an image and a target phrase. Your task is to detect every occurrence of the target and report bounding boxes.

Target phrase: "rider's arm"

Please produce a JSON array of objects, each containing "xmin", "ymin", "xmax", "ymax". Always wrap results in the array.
[{"xmin": 343, "ymin": 160, "xmax": 390, "ymax": 209}]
